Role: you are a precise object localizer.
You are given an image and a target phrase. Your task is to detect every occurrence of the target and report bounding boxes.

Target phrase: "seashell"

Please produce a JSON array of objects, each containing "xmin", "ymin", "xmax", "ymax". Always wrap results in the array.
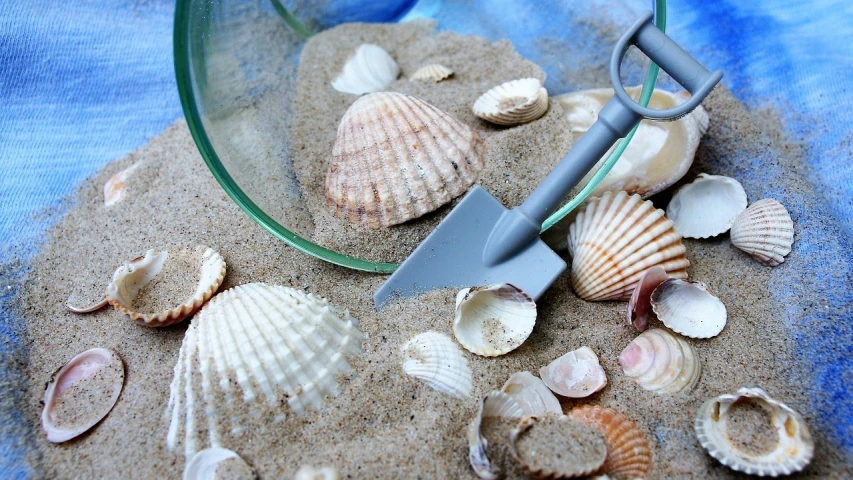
[
  {"xmin": 166, "ymin": 283, "xmax": 364, "ymax": 458},
  {"xmin": 667, "ymin": 174, "xmax": 748, "ymax": 238},
  {"xmin": 626, "ymin": 266, "xmax": 669, "ymax": 332},
  {"xmin": 467, "ymin": 391, "xmax": 525, "ymax": 480},
  {"xmin": 104, "ymin": 161, "xmax": 141, "ymax": 207},
  {"xmin": 331, "ymin": 44, "xmax": 399, "ymax": 95},
  {"xmin": 509, "ymin": 415, "xmax": 607, "ymax": 479},
  {"xmin": 183, "ymin": 447, "xmax": 256, "ymax": 480},
  {"xmin": 695, "ymin": 386, "xmax": 814, "ymax": 476},
  {"xmin": 539, "ymin": 347, "xmax": 607, "ymax": 398},
  {"xmin": 501, "ymin": 371, "xmax": 562, "ymax": 416},
  {"xmin": 325, "ymin": 92, "xmax": 485, "ymax": 228},
  {"xmin": 294, "ymin": 465, "xmax": 342, "ymax": 480},
  {"xmin": 41, "ymin": 348, "xmax": 124, "ymax": 443},
  {"xmin": 401, "ymin": 331, "xmax": 472, "ymax": 399},
  {"xmin": 730, "ymin": 199, "xmax": 794, "ymax": 266},
  {"xmin": 473, "ymin": 78, "xmax": 549, "ymax": 126},
  {"xmin": 567, "ymin": 406, "xmax": 652, "ymax": 479},
  {"xmin": 453, "ymin": 283, "xmax": 537, "ymax": 357},
  {"xmin": 650, "ymin": 279, "xmax": 727, "ymax": 339},
  {"xmin": 554, "ymin": 87, "xmax": 708, "ymax": 198},
  {"xmin": 618, "ymin": 328, "xmax": 701, "ymax": 394},
  {"xmin": 411, "ymin": 63, "xmax": 454, "ymax": 82},
  {"xmin": 567, "ymin": 191, "xmax": 690, "ymax": 301}
]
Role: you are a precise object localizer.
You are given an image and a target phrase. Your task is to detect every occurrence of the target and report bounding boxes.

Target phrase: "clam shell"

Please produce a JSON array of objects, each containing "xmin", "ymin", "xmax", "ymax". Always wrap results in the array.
[
  {"xmin": 539, "ymin": 347, "xmax": 607, "ymax": 398},
  {"xmin": 554, "ymin": 87, "xmax": 708, "ymax": 198},
  {"xmin": 650, "ymin": 279, "xmax": 727, "ymax": 339},
  {"xmin": 166, "ymin": 283, "xmax": 364, "ymax": 457},
  {"xmin": 402, "ymin": 331, "xmax": 472, "ymax": 399},
  {"xmin": 41, "ymin": 348, "xmax": 124, "ymax": 443},
  {"xmin": 467, "ymin": 391, "xmax": 525, "ymax": 480},
  {"xmin": 730, "ymin": 199, "xmax": 794, "ymax": 266},
  {"xmin": 325, "ymin": 92, "xmax": 485, "ymax": 228},
  {"xmin": 294, "ymin": 466, "xmax": 342, "ymax": 480},
  {"xmin": 331, "ymin": 44, "xmax": 399, "ymax": 95},
  {"xmin": 567, "ymin": 191, "xmax": 690, "ymax": 301},
  {"xmin": 103, "ymin": 161, "xmax": 141, "ymax": 207},
  {"xmin": 411, "ymin": 63, "xmax": 454, "ymax": 82},
  {"xmin": 509, "ymin": 415, "xmax": 607, "ymax": 479},
  {"xmin": 695, "ymin": 386, "xmax": 814, "ymax": 476},
  {"xmin": 501, "ymin": 371, "xmax": 562, "ymax": 416},
  {"xmin": 626, "ymin": 266, "xmax": 669, "ymax": 332},
  {"xmin": 567, "ymin": 406, "xmax": 652, "ymax": 479},
  {"xmin": 183, "ymin": 447, "xmax": 255, "ymax": 480},
  {"xmin": 453, "ymin": 283, "xmax": 537, "ymax": 357},
  {"xmin": 667, "ymin": 174, "xmax": 748, "ymax": 238},
  {"xmin": 473, "ymin": 78, "xmax": 549, "ymax": 126},
  {"xmin": 618, "ymin": 328, "xmax": 701, "ymax": 394}
]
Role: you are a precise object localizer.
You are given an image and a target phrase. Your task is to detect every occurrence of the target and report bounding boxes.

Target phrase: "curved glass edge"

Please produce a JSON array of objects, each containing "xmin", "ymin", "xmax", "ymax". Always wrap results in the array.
[{"xmin": 173, "ymin": 0, "xmax": 398, "ymax": 274}]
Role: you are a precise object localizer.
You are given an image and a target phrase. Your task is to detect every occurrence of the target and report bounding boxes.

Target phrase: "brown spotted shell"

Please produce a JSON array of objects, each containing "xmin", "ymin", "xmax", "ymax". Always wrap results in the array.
[{"xmin": 568, "ymin": 406, "xmax": 652, "ymax": 479}]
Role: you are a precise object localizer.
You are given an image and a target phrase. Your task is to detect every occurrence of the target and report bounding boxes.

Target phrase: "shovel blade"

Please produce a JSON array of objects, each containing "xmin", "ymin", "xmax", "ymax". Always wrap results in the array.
[{"xmin": 374, "ymin": 186, "xmax": 566, "ymax": 309}]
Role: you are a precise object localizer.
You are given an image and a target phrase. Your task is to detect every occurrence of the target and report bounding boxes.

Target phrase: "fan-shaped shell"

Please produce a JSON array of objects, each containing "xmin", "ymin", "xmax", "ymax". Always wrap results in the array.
[
  {"xmin": 411, "ymin": 64, "xmax": 453, "ymax": 82},
  {"xmin": 183, "ymin": 448, "xmax": 255, "ymax": 480},
  {"xmin": 650, "ymin": 279, "xmax": 727, "ymax": 339},
  {"xmin": 331, "ymin": 44, "xmax": 399, "ymax": 95},
  {"xmin": 626, "ymin": 267, "xmax": 669, "ymax": 332},
  {"xmin": 453, "ymin": 284, "xmax": 537, "ymax": 357},
  {"xmin": 473, "ymin": 78, "xmax": 549, "ymax": 126},
  {"xmin": 402, "ymin": 331, "xmax": 472, "ymax": 399},
  {"xmin": 667, "ymin": 174, "xmax": 748, "ymax": 238},
  {"xmin": 509, "ymin": 415, "xmax": 607, "ymax": 479},
  {"xmin": 501, "ymin": 371, "xmax": 562, "ymax": 416},
  {"xmin": 166, "ymin": 283, "xmax": 364, "ymax": 458},
  {"xmin": 104, "ymin": 161, "xmax": 141, "ymax": 207},
  {"xmin": 695, "ymin": 386, "xmax": 814, "ymax": 476},
  {"xmin": 325, "ymin": 92, "xmax": 485, "ymax": 228},
  {"xmin": 567, "ymin": 406, "xmax": 652, "ymax": 479},
  {"xmin": 730, "ymin": 199, "xmax": 794, "ymax": 266},
  {"xmin": 539, "ymin": 347, "xmax": 607, "ymax": 398},
  {"xmin": 567, "ymin": 191, "xmax": 689, "ymax": 301},
  {"xmin": 467, "ymin": 391, "xmax": 525, "ymax": 480},
  {"xmin": 618, "ymin": 328, "xmax": 701, "ymax": 394}
]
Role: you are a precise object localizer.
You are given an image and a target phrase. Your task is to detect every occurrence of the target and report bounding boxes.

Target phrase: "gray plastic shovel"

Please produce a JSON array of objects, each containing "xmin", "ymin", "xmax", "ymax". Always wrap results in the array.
[{"xmin": 374, "ymin": 11, "xmax": 723, "ymax": 309}]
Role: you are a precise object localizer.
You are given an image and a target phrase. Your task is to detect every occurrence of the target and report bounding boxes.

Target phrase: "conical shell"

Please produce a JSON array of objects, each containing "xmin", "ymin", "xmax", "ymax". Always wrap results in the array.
[
  {"xmin": 568, "ymin": 191, "xmax": 689, "ymax": 301},
  {"xmin": 331, "ymin": 44, "xmax": 399, "ymax": 95},
  {"xmin": 467, "ymin": 391, "xmax": 525, "ymax": 480},
  {"xmin": 626, "ymin": 266, "xmax": 669, "ymax": 332},
  {"xmin": 325, "ymin": 92, "xmax": 485, "ymax": 228},
  {"xmin": 695, "ymin": 386, "xmax": 814, "ymax": 476},
  {"xmin": 501, "ymin": 371, "xmax": 562, "ymax": 416},
  {"xmin": 454, "ymin": 284, "xmax": 537, "ymax": 357},
  {"xmin": 411, "ymin": 64, "xmax": 454, "ymax": 82},
  {"xmin": 166, "ymin": 283, "xmax": 364, "ymax": 458},
  {"xmin": 567, "ymin": 406, "xmax": 652, "ymax": 479},
  {"xmin": 539, "ymin": 346, "xmax": 607, "ymax": 398},
  {"xmin": 402, "ymin": 331, "xmax": 472, "ymax": 399},
  {"xmin": 730, "ymin": 199, "xmax": 794, "ymax": 266},
  {"xmin": 473, "ymin": 78, "xmax": 549, "ymax": 126},
  {"xmin": 618, "ymin": 328, "xmax": 701, "ymax": 394},
  {"xmin": 667, "ymin": 174, "xmax": 748, "ymax": 238},
  {"xmin": 650, "ymin": 279, "xmax": 727, "ymax": 339},
  {"xmin": 183, "ymin": 447, "xmax": 255, "ymax": 480},
  {"xmin": 509, "ymin": 415, "xmax": 608, "ymax": 479}
]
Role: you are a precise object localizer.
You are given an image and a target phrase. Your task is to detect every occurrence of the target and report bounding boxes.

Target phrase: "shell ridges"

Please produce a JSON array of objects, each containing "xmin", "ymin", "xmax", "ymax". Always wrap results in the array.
[
  {"xmin": 618, "ymin": 328, "xmax": 701, "ymax": 394},
  {"xmin": 331, "ymin": 44, "xmax": 399, "ymax": 95},
  {"xmin": 730, "ymin": 199, "xmax": 794, "ymax": 266},
  {"xmin": 568, "ymin": 406, "xmax": 652, "ymax": 479},
  {"xmin": 473, "ymin": 78, "xmax": 548, "ymax": 126},
  {"xmin": 402, "ymin": 331, "xmax": 472, "ymax": 399}
]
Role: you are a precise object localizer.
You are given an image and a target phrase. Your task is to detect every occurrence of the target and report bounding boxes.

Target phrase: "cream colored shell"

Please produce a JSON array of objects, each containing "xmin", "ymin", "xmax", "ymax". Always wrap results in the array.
[
  {"xmin": 567, "ymin": 406, "xmax": 652, "ymax": 479},
  {"xmin": 453, "ymin": 284, "xmax": 537, "ymax": 357},
  {"xmin": 103, "ymin": 161, "xmax": 141, "ymax": 207},
  {"xmin": 650, "ymin": 279, "xmax": 727, "ymax": 339},
  {"xmin": 667, "ymin": 173, "xmax": 748, "ymax": 238},
  {"xmin": 730, "ymin": 199, "xmax": 794, "ymax": 266},
  {"xmin": 618, "ymin": 328, "xmax": 701, "ymax": 394},
  {"xmin": 467, "ymin": 391, "xmax": 525, "ymax": 480},
  {"xmin": 402, "ymin": 331, "xmax": 472, "ymax": 399},
  {"xmin": 473, "ymin": 78, "xmax": 549, "ymax": 126},
  {"xmin": 539, "ymin": 346, "xmax": 607, "ymax": 398},
  {"xmin": 501, "ymin": 371, "xmax": 562, "ymax": 416},
  {"xmin": 331, "ymin": 44, "xmax": 399, "ymax": 95},
  {"xmin": 411, "ymin": 63, "xmax": 454, "ymax": 82}
]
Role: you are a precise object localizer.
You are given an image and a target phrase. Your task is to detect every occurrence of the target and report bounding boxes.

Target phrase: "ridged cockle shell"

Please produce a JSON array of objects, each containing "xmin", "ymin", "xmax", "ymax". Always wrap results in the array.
[
  {"xmin": 618, "ymin": 328, "xmax": 701, "ymax": 394},
  {"xmin": 567, "ymin": 406, "xmax": 652, "ymax": 479},
  {"xmin": 473, "ymin": 78, "xmax": 549, "ymax": 126},
  {"xmin": 730, "ymin": 199, "xmax": 794, "ymax": 266},
  {"xmin": 331, "ymin": 44, "xmax": 399, "ymax": 95},
  {"xmin": 402, "ymin": 331, "xmax": 472, "ymax": 399}
]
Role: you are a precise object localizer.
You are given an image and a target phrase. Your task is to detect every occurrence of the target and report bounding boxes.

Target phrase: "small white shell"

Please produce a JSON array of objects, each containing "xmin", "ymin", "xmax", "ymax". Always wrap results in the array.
[
  {"xmin": 331, "ymin": 44, "xmax": 399, "ymax": 95},
  {"xmin": 183, "ymin": 448, "xmax": 255, "ymax": 480},
  {"xmin": 650, "ymin": 279, "xmax": 727, "ymax": 339},
  {"xmin": 402, "ymin": 331, "xmax": 472, "ymax": 399},
  {"xmin": 539, "ymin": 346, "xmax": 607, "ymax": 398},
  {"xmin": 467, "ymin": 392, "xmax": 525, "ymax": 480},
  {"xmin": 626, "ymin": 266, "xmax": 669, "ymax": 332},
  {"xmin": 500, "ymin": 371, "xmax": 562, "ymax": 416},
  {"xmin": 103, "ymin": 161, "xmax": 141, "ymax": 207},
  {"xmin": 695, "ymin": 386, "xmax": 814, "ymax": 476},
  {"xmin": 294, "ymin": 465, "xmax": 342, "ymax": 480},
  {"xmin": 473, "ymin": 78, "xmax": 548, "ymax": 126},
  {"xmin": 730, "ymin": 199, "xmax": 794, "ymax": 266},
  {"xmin": 667, "ymin": 174, "xmax": 748, "ymax": 238},
  {"xmin": 618, "ymin": 328, "xmax": 701, "ymax": 394},
  {"xmin": 411, "ymin": 64, "xmax": 454, "ymax": 82},
  {"xmin": 454, "ymin": 284, "xmax": 537, "ymax": 357}
]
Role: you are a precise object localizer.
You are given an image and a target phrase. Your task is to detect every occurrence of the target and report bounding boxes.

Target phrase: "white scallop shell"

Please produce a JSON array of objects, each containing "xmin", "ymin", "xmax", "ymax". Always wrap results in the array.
[
  {"xmin": 104, "ymin": 161, "xmax": 141, "ymax": 207},
  {"xmin": 294, "ymin": 465, "xmax": 342, "ymax": 480},
  {"xmin": 411, "ymin": 63, "xmax": 454, "ymax": 82},
  {"xmin": 402, "ymin": 331, "xmax": 472, "ymax": 399},
  {"xmin": 453, "ymin": 284, "xmax": 537, "ymax": 357},
  {"xmin": 650, "ymin": 279, "xmax": 727, "ymax": 339},
  {"xmin": 166, "ymin": 283, "xmax": 364, "ymax": 458},
  {"xmin": 331, "ymin": 44, "xmax": 399, "ymax": 95},
  {"xmin": 568, "ymin": 191, "xmax": 689, "ymax": 301},
  {"xmin": 467, "ymin": 391, "xmax": 525, "ymax": 480},
  {"xmin": 500, "ymin": 371, "xmax": 562, "ymax": 416},
  {"xmin": 667, "ymin": 174, "xmax": 748, "ymax": 238},
  {"xmin": 325, "ymin": 92, "xmax": 485, "ymax": 228},
  {"xmin": 473, "ymin": 78, "xmax": 549, "ymax": 126},
  {"xmin": 626, "ymin": 266, "xmax": 669, "ymax": 332},
  {"xmin": 184, "ymin": 448, "xmax": 255, "ymax": 480},
  {"xmin": 730, "ymin": 199, "xmax": 794, "ymax": 266},
  {"xmin": 618, "ymin": 328, "xmax": 701, "ymax": 394},
  {"xmin": 539, "ymin": 346, "xmax": 607, "ymax": 398},
  {"xmin": 695, "ymin": 386, "xmax": 814, "ymax": 476}
]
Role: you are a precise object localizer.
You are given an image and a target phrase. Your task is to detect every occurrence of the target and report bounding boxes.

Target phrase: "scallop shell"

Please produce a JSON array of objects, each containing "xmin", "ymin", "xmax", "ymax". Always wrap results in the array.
[
  {"xmin": 453, "ymin": 283, "xmax": 537, "ymax": 357},
  {"xmin": 650, "ymin": 279, "xmax": 727, "ymax": 339},
  {"xmin": 104, "ymin": 161, "xmax": 141, "ymax": 207},
  {"xmin": 730, "ymin": 199, "xmax": 794, "ymax": 266},
  {"xmin": 509, "ymin": 415, "xmax": 608, "ymax": 479},
  {"xmin": 567, "ymin": 406, "xmax": 652, "ymax": 480},
  {"xmin": 554, "ymin": 87, "xmax": 708, "ymax": 198},
  {"xmin": 695, "ymin": 386, "xmax": 814, "ymax": 476},
  {"xmin": 331, "ymin": 44, "xmax": 399, "ymax": 95},
  {"xmin": 626, "ymin": 266, "xmax": 669, "ymax": 332},
  {"xmin": 467, "ymin": 391, "xmax": 525, "ymax": 480},
  {"xmin": 183, "ymin": 448, "xmax": 256, "ymax": 480},
  {"xmin": 41, "ymin": 348, "xmax": 124, "ymax": 443},
  {"xmin": 667, "ymin": 174, "xmax": 748, "ymax": 238},
  {"xmin": 618, "ymin": 328, "xmax": 701, "ymax": 394},
  {"xmin": 325, "ymin": 92, "xmax": 485, "ymax": 228},
  {"xmin": 411, "ymin": 63, "xmax": 454, "ymax": 82},
  {"xmin": 539, "ymin": 347, "xmax": 607, "ymax": 398},
  {"xmin": 567, "ymin": 191, "xmax": 690, "ymax": 301},
  {"xmin": 294, "ymin": 466, "xmax": 342, "ymax": 480},
  {"xmin": 501, "ymin": 371, "xmax": 562, "ymax": 416},
  {"xmin": 166, "ymin": 283, "xmax": 364, "ymax": 458},
  {"xmin": 402, "ymin": 331, "xmax": 472, "ymax": 399},
  {"xmin": 473, "ymin": 78, "xmax": 549, "ymax": 126}
]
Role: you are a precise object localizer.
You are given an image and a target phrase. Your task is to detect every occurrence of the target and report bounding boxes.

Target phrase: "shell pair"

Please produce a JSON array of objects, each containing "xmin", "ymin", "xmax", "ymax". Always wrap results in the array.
[
  {"xmin": 618, "ymin": 328, "xmax": 701, "ymax": 394},
  {"xmin": 331, "ymin": 44, "xmax": 453, "ymax": 92}
]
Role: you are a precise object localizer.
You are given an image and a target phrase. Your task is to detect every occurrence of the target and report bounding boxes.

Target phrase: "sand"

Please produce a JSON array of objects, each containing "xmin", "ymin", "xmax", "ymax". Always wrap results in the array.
[{"xmin": 13, "ymin": 19, "xmax": 852, "ymax": 480}]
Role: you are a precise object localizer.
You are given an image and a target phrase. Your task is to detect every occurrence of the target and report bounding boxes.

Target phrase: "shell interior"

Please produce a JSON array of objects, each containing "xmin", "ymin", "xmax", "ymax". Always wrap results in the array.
[
  {"xmin": 411, "ymin": 63, "xmax": 454, "ymax": 82},
  {"xmin": 183, "ymin": 447, "xmax": 255, "ymax": 480},
  {"xmin": 509, "ymin": 415, "xmax": 607, "ymax": 479},
  {"xmin": 667, "ymin": 173, "xmax": 748, "ymax": 238},
  {"xmin": 331, "ymin": 44, "xmax": 399, "ymax": 95},
  {"xmin": 618, "ymin": 328, "xmax": 701, "ymax": 394},
  {"xmin": 453, "ymin": 284, "xmax": 537, "ymax": 357},
  {"xmin": 650, "ymin": 279, "xmax": 727, "ymax": 339},
  {"xmin": 472, "ymin": 78, "xmax": 549, "ymax": 126},
  {"xmin": 539, "ymin": 346, "xmax": 607, "ymax": 398},
  {"xmin": 626, "ymin": 266, "xmax": 669, "ymax": 332},
  {"xmin": 402, "ymin": 331, "xmax": 473, "ymax": 399},
  {"xmin": 730, "ymin": 199, "xmax": 794, "ymax": 266},
  {"xmin": 500, "ymin": 371, "xmax": 562, "ymax": 416},
  {"xmin": 567, "ymin": 406, "xmax": 652, "ymax": 480},
  {"xmin": 467, "ymin": 391, "xmax": 524, "ymax": 480}
]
